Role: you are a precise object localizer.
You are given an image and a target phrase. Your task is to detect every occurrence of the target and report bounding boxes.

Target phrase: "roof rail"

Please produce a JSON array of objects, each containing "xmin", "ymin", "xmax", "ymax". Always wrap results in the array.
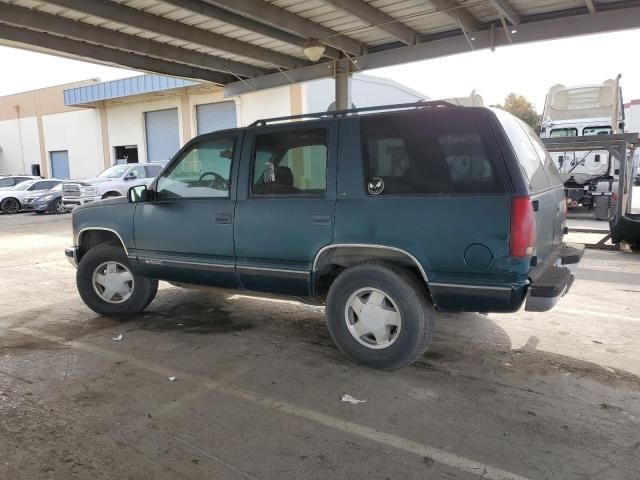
[{"xmin": 249, "ymin": 100, "xmax": 458, "ymax": 127}]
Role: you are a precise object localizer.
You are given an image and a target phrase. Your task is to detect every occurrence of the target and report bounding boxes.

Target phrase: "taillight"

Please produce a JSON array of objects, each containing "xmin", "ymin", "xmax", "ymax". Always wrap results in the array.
[{"xmin": 510, "ymin": 196, "xmax": 536, "ymax": 257}]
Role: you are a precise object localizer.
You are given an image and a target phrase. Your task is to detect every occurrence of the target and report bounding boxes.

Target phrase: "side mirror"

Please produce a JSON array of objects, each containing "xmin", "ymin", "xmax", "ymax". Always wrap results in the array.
[
  {"xmin": 124, "ymin": 173, "xmax": 137, "ymax": 181},
  {"xmin": 128, "ymin": 184, "xmax": 149, "ymax": 203}
]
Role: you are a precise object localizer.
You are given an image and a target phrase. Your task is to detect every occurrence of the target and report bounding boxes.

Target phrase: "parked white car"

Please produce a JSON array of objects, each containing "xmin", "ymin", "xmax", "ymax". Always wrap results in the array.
[
  {"xmin": 0, "ymin": 179, "xmax": 63, "ymax": 214},
  {"xmin": 0, "ymin": 175, "xmax": 40, "ymax": 190},
  {"xmin": 62, "ymin": 163, "xmax": 163, "ymax": 210}
]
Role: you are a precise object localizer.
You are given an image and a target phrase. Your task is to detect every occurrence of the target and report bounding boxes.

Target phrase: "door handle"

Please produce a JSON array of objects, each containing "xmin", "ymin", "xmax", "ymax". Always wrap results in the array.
[
  {"xmin": 215, "ymin": 213, "xmax": 232, "ymax": 224},
  {"xmin": 311, "ymin": 214, "xmax": 332, "ymax": 226}
]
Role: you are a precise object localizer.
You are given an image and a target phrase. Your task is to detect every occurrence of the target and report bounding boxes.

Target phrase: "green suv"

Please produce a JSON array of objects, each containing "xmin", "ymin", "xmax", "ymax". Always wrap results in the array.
[{"xmin": 65, "ymin": 102, "xmax": 582, "ymax": 370}]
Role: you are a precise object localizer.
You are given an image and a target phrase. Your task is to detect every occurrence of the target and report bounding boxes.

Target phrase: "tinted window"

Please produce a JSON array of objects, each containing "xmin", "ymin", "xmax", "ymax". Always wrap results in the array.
[
  {"xmin": 30, "ymin": 181, "xmax": 53, "ymax": 191},
  {"xmin": 0, "ymin": 178, "xmax": 15, "ymax": 188},
  {"xmin": 361, "ymin": 112, "xmax": 502, "ymax": 195},
  {"xmin": 144, "ymin": 165, "xmax": 163, "ymax": 178},
  {"xmin": 522, "ymin": 124, "xmax": 564, "ymax": 187},
  {"xmin": 493, "ymin": 109, "xmax": 550, "ymax": 192},
  {"xmin": 156, "ymin": 138, "xmax": 234, "ymax": 199},
  {"xmin": 550, "ymin": 128, "xmax": 577, "ymax": 137},
  {"xmin": 583, "ymin": 126, "xmax": 612, "ymax": 136},
  {"xmin": 252, "ymin": 129, "xmax": 327, "ymax": 196}
]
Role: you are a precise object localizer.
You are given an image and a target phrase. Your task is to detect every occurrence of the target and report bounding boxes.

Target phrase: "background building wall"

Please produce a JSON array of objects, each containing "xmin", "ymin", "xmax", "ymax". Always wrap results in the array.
[
  {"xmin": 0, "ymin": 116, "xmax": 40, "ymax": 174},
  {"xmin": 105, "ymin": 96, "xmax": 181, "ymax": 165},
  {"xmin": 0, "ymin": 79, "xmax": 98, "ymax": 176},
  {"xmin": 41, "ymin": 110, "xmax": 104, "ymax": 179},
  {"xmin": 306, "ymin": 73, "xmax": 427, "ymax": 112}
]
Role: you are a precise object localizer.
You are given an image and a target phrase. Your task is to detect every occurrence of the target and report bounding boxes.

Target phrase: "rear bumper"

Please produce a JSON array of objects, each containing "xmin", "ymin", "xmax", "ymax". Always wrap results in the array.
[{"xmin": 525, "ymin": 243, "xmax": 584, "ymax": 312}]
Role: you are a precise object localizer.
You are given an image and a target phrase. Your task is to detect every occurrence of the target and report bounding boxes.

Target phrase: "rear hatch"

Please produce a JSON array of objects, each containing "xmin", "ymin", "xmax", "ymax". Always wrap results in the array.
[{"xmin": 492, "ymin": 109, "xmax": 566, "ymax": 276}]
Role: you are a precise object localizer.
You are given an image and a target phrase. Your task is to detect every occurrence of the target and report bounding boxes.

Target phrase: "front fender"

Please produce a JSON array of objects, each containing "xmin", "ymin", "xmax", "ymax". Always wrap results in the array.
[{"xmin": 72, "ymin": 200, "xmax": 136, "ymax": 253}]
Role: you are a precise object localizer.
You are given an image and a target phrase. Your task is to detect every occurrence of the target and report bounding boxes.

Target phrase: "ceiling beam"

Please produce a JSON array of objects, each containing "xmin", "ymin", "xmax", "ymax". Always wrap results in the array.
[
  {"xmin": 584, "ymin": 0, "xmax": 597, "ymax": 14},
  {"xmin": 205, "ymin": 0, "xmax": 366, "ymax": 56},
  {"xmin": 0, "ymin": 3, "xmax": 265, "ymax": 78},
  {"xmin": 488, "ymin": 0, "xmax": 520, "ymax": 25},
  {"xmin": 41, "ymin": 0, "xmax": 302, "ymax": 69},
  {"xmin": 161, "ymin": 0, "xmax": 342, "ymax": 59},
  {"xmin": 322, "ymin": 0, "xmax": 418, "ymax": 45},
  {"xmin": 225, "ymin": 4, "xmax": 640, "ymax": 96},
  {"xmin": 429, "ymin": 0, "xmax": 479, "ymax": 34},
  {"xmin": 0, "ymin": 24, "xmax": 234, "ymax": 85}
]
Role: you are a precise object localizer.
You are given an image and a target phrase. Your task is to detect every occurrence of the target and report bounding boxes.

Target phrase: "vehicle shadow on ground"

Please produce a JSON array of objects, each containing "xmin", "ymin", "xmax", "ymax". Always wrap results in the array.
[{"xmin": 9, "ymin": 283, "xmax": 637, "ymax": 389}]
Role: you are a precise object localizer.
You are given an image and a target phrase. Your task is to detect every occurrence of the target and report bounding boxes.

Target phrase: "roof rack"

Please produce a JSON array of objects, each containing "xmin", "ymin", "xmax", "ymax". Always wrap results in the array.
[{"xmin": 249, "ymin": 100, "xmax": 458, "ymax": 127}]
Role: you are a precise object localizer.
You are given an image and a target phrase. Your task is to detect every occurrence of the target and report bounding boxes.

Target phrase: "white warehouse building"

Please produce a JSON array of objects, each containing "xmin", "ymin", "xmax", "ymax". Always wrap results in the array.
[{"xmin": 0, "ymin": 73, "xmax": 428, "ymax": 179}]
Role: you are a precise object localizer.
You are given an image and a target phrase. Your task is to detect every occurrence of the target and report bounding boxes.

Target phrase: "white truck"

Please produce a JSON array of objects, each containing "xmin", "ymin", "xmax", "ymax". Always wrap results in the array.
[
  {"xmin": 539, "ymin": 76, "xmax": 625, "ymax": 210},
  {"xmin": 62, "ymin": 163, "xmax": 163, "ymax": 209}
]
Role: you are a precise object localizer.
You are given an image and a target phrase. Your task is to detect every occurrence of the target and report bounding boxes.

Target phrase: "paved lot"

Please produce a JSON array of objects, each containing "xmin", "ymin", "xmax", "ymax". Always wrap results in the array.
[{"xmin": 1, "ymin": 212, "xmax": 639, "ymax": 480}]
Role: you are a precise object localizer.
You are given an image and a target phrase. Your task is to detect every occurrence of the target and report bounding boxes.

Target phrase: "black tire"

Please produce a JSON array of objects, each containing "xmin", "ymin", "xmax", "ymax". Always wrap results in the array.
[
  {"xmin": 630, "ymin": 242, "xmax": 640, "ymax": 252},
  {"xmin": 76, "ymin": 242, "xmax": 158, "ymax": 317},
  {"xmin": 1, "ymin": 197, "xmax": 20, "ymax": 214},
  {"xmin": 326, "ymin": 262, "xmax": 435, "ymax": 370}
]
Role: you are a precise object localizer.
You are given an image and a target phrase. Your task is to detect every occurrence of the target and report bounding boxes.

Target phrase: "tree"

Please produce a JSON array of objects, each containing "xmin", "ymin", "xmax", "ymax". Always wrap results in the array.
[{"xmin": 494, "ymin": 93, "xmax": 539, "ymax": 129}]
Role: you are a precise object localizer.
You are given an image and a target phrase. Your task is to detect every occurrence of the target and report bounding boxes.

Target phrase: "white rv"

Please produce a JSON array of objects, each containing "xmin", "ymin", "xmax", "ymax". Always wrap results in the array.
[{"xmin": 540, "ymin": 76, "xmax": 625, "ymax": 208}]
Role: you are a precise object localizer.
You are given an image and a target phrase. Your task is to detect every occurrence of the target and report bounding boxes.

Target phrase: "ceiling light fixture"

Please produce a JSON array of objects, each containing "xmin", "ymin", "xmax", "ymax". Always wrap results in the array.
[{"xmin": 303, "ymin": 40, "xmax": 326, "ymax": 62}]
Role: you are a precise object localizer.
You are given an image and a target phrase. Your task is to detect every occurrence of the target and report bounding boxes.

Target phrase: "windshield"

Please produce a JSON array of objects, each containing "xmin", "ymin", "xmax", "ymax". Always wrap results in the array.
[
  {"xmin": 98, "ymin": 165, "xmax": 130, "ymax": 178},
  {"xmin": 550, "ymin": 128, "xmax": 578, "ymax": 137},
  {"xmin": 13, "ymin": 181, "xmax": 36, "ymax": 191},
  {"xmin": 48, "ymin": 184, "xmax": 62, "ymax": 192},
  {"xmin": 583, "ymin": 126, "xmax": 612, "ymax": 136}
]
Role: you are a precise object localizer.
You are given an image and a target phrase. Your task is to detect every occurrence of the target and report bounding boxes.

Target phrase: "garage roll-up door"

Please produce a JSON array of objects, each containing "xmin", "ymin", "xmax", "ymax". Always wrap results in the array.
[
  {"xmin": 145, "ymin": 108, "xmax": 179, "ymax": 164},
  {"xmin": 196, "ymin": 101, "xmax": 237, "ymax": 135}
]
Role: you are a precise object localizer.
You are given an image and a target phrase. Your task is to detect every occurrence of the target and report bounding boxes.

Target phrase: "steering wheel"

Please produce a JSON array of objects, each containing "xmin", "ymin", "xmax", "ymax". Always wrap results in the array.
[{"xmin": 199, "ymin": 171, "xmax": 228, "ymax": 190}]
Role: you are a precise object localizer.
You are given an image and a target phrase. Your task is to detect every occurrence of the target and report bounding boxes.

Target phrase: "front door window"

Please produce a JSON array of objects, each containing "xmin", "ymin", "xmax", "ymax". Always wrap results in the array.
[{"xmin": 156, "ymin": 138, "xmax": 234, "ymax": 199}]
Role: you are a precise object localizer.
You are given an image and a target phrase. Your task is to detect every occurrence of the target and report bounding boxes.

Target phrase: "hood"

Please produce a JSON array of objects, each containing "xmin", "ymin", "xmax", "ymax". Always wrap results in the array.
[
  {"xmin": 74, "ymin": 195, "xmax": 128, "ymax": 212},
  {"xmin": 65, "ymin": 177, "xmax": 116, "ymax": 186},
  {"xmin": 27, "ymin": 190, "xmax": 62, "ymax": 201}
]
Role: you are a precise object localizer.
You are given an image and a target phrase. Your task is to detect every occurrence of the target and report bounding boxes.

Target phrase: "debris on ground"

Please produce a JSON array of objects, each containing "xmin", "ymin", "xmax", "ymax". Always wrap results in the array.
[
  {"xmin": 341, "ymin": 394, "xmax": 366, "ymax": 405},
  {"xmin": 112, "ymin": 334, "xmax": 123, "ymax": 341},
  {"xmin": 168, "ymin": 376, "xmax": 177, "ymax": 382}
]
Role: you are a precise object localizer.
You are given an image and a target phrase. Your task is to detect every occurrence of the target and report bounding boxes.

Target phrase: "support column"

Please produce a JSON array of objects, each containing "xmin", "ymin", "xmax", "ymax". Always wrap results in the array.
[
  {"xmin": 334, "ymin": 60, "xmax": 350, "ymax": 111},
  {"xmin": 99, "ymin": 105, "xmax": 111, "ymax": 169},
  {"xmin": 34, "ymin": 92, "xmax": 49, "ymax": 177},
  {"xmin": 180, "ymin": 91, "xmax": 193, "ymax": 145}
]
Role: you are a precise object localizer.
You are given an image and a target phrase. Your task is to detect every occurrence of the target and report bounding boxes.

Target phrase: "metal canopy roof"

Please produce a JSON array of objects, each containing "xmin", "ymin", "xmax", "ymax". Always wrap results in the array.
[{"xmin": 0, "ymin": 0, "xmax": 638, "ymax": 98}]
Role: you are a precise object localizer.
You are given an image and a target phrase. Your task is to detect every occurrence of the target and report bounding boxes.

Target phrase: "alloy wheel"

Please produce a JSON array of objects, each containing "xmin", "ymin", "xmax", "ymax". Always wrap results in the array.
[{"xmin": 344, "ymin": 287, "xmax": 402, "ymax": 349}]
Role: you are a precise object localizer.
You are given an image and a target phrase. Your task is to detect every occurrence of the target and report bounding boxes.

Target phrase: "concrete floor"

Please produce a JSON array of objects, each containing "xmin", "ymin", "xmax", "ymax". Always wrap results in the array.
[{"xmin": 1, "ymin": 213, "xmax": 639, "ymax": 480}]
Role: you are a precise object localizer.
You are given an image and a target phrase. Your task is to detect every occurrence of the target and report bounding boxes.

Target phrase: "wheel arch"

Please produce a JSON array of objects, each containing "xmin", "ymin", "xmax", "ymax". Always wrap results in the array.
[
  {"xmin": 77, "ymin": 227, "xmax": 128, "ymax": 262},
  {"xmin": 1, "ymin": 196, "xmax": 21, "ymax": 212},
  {"xmin": 102, "ymin": 191, "xmax": 123, "ymax": 199},
  {"xmin": 312, "ymin": 244, "xmax": 429, "ymax": 296}
]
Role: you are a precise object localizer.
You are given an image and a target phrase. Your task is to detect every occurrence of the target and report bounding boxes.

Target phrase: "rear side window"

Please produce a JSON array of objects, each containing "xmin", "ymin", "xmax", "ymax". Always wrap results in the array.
[
  {"xmin": 361, "ymin": 111, "xmax": 502, "ymax": 195},
  {"xmin": 493, "ymin": 109, "xmax": 551, "ymax": 192},
  {"xmin": 523, "ymin": 124, "xmax": 564, "ymax": 187},
  {"xmin": 251, "ymin": 129, "xmax": 327, "ymax": 196}
]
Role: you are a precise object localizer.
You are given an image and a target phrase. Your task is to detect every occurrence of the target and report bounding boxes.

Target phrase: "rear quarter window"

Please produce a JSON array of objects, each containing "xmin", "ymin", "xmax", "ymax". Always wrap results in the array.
[
  {"xmin": 360, "ymin": 110, "xmax": 503, "ymax": 195},
  {"xmin": 493, "ymin": 109, "xmax": 552, "ymax": 192}
]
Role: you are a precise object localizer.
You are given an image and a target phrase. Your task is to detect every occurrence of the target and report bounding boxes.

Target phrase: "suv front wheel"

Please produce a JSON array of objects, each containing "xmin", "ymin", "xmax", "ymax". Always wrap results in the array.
[
  {"xmin": 77, "ymin": 243, "xmax": 158, "ymax": 316},
  {"xmin": 326, "ymin": 262, "xmax": 434, "ymax": 370}
]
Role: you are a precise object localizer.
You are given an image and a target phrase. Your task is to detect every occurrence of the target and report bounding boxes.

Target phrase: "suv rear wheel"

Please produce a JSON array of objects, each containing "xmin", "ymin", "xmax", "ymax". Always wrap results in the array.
[
  {"xmin": 326, "ymin": 262, "xmax": 434, "ymax": 370},
  {"xmin": 77, "ymin": 243, "xmax": 158, "ymax": 316}
]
